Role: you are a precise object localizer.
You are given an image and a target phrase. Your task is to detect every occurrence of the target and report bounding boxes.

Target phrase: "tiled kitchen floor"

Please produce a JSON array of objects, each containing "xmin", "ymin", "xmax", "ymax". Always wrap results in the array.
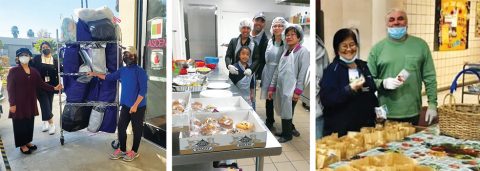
[{"xmin": 237, "ymin": 88, "xmax": 311, "ymax": 171}]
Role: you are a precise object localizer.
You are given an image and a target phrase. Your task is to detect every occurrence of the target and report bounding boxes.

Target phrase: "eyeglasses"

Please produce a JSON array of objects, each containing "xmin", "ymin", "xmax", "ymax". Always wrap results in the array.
[{"xmin": 340, "ymin": 43, "xmax": 357, "ymax": 50}]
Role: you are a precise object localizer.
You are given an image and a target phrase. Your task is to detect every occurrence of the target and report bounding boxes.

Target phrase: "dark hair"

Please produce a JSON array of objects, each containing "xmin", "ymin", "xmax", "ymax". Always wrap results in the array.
[
  {"xmin": 271, "ymin": 35, "xmax": 284, "ymax": 46},
  {"xmin": 236, "ymin": 46, "xmax": 251, "ymax": 61},
  {"xmin": 40, "ymin": 41, "xmax": 51, "ymax": 49},
  {"xmin": 285, "ymin": 27, "xmax": 301, "ymax": 40},
  {"xmin": 333, "ymin": 28, "xmax": 358, "ymax": 57}
]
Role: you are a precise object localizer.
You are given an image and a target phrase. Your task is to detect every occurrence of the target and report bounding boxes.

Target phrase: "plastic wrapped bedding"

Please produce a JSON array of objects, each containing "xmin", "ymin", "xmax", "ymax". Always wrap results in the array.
[
  {"xmin": 88, "ymin": 18, "xmax": 116, "ymax": 41},
  {"xmin": 61, "ymin": 105, "xmax": 93, "ymax": 132},
  {"xmin": 61, "ymin": 18, "xmax": 76, "ymax": 42},
  {"xmin": 98, "ymin": 106, "xmax": 117, "ymax": 133},
  {"xmin": 74, "ymin": 6, "xmax": 114, "ymax": 22},
  {"xmin": 76, "ymin": 19, "xmax": 92, "ymax": 41}
]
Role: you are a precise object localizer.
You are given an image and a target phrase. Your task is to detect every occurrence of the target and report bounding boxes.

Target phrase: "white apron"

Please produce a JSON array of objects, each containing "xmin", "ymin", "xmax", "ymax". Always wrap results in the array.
[
  {"xmin": 274, "ymin": 50, "xmax": 297, "ymax": 119},
  {"xmin": 260, "ymin": 40, "xmax": 284, "ymax": 99},
  {"xmin": 235, "ymin": 64, "xmax": 253, "ymax": 106}
]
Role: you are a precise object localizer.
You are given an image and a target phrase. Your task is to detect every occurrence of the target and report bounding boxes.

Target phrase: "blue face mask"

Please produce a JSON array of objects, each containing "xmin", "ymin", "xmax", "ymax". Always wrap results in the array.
[
  {"xmin": 339, "ymin": 53, "xmax": 358, "ymax": 64},
  {"xmin": 388, "ymin": 27, "xmax": 407, "ymax": 39}
]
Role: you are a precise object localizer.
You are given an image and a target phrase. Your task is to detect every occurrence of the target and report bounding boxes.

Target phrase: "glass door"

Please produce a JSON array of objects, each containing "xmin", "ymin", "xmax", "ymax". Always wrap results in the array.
[{"xmin": 139, "ymin": 0, "xmax": 167, "ymax": 148}]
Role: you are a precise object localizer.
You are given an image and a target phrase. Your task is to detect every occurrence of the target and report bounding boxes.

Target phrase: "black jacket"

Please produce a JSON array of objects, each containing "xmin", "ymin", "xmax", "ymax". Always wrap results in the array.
[
  {"xmin": 320, "ymin": 57, "xmax": 378, "ymax": 136},
  {"xmin": 224, "ymin": 35, "xmax": 260, "ymax": 77},
  {"xmin": 254, "ymin": 32, "xmax": 268, "ymax": 80},
  {"xmin": 31, "ymin": 55, "xmax": 59, "ymax": 92}
]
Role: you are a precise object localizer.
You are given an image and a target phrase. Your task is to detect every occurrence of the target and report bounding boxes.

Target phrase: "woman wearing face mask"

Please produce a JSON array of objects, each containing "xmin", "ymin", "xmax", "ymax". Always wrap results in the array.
[
  {"xmin": 7, "ymin": 48, "xmax": 62, "ymax": 154},
  {"xmin": 31, "ymin": 41, "xmax": 59, "ymax": 135},
  {"xmin": 260, "ymin": 17, "xmax": 287, "ymax": 131},
  {"xmin": 267, "ymin": 24, "xmax": 309, "ymax": 143},
  {"xmin": 88, "ymin": 46, "xmax": 148, "ymax": 162},
  {"xmin": 319, "ymin": 28, "xmax": 378, "ymax": 136}
]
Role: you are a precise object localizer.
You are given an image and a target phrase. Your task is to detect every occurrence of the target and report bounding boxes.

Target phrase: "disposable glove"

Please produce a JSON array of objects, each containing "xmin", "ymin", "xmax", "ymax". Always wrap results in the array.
[
  {"xmin": 425, "ymin": 107, "xmax": 437, "ymax": 125},
  {"xmin": 228, "ymin": 65, "xmax": 239, "ymax": 75},
  {"xmin": 244, "ymin": 68, "xmax": 252, "ymax": 76},
  {"xmin": 383, "ymin": 77, "xmax": 403, "ymax": 90}
]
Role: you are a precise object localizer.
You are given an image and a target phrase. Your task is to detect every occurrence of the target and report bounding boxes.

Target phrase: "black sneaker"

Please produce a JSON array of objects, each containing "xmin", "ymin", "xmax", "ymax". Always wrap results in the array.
[{"xmin": 292, "ymin": 129, "xmax": 300, "ymax": 137}]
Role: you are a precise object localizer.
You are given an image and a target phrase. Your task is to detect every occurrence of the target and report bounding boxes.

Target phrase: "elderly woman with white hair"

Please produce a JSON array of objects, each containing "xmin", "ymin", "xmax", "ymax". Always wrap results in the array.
[
  {"xmin": 225, "ymin": 18, "xmax": 259, "ymax": 77},
  {"xmin": 260, "ymin": 17, "xmax": 287, "ymax": 131},
  {"xmin": 268, "ymin": 24, "xmax": 310, "ymax": 143}
]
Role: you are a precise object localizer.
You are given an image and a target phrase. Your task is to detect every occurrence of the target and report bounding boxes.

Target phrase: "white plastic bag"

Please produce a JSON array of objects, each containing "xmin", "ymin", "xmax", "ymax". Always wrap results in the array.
[
  {"xmin": 75, "ymin": 6, "xmax": 114, "ymax": 22},
  {"xmin": 88, "ymin": 105, "xmax": 105, "ymax": 133},
  {"xmin": 90, "ymin": 47, "xmax": 107, "ymax": 73}
]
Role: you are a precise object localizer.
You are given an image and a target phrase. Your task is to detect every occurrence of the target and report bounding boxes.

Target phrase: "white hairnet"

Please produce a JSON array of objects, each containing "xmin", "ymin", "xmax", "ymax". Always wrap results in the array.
[
  {"xmin": 284, "ymin": 24, "xmax": 304, "ymax": 43},
  {"xmin": 270, "ymin": 17, "xmax": 288, "ymax": 35},
  {"xmin": 239, "ymin": 18, "xmax": 253, "ymax": 31}
]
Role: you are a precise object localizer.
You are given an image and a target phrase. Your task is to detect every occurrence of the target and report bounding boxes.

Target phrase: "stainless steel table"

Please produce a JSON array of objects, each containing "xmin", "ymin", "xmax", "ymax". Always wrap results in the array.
[{"xmin": 173, "ymin": 65, "xmax": 283, "ymax": 171}]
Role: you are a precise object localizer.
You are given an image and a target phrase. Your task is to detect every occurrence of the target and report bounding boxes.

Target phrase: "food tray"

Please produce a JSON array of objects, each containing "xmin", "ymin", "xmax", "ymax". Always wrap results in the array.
[
  {"xmin": 179, "ymin": 110, "xmax": 267, "ymax": 154},
  {"xmin": 172, "ymin": 92, "xmax": 191, "ymax": 128},
  {"xmin": 190, "ymin": 97, "xmax": 252, "ymax": 113}
]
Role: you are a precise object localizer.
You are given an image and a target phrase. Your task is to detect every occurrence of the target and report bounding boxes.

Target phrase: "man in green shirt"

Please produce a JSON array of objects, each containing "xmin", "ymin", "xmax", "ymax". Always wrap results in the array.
[{"xmin": 367, "ymin": 8, "xmax": 438, "ymax": 125}]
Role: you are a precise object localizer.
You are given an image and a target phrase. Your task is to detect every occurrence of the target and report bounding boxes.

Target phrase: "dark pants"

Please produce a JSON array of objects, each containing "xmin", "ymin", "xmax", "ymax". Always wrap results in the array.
[
  {"xmin": 265, "ymin": 99, "xmax": 275, "ymax": 126},
  {"xmin": 388, "ymin": 115, "xmax": 419, "ymax": 125},
  {"xmin": 291, "ymin": 100, "xmax": 297, "ymax": 130},
  {"xmin": 12, "ymin": 118, "xmax": 34, "ymax": 147},
  {"xmin": 37, "ymin": 90, "xmax": 54, "ymax": 121},
  {"xmin": 118, "ymin": 105, "xmax": 146, "ymax": 153},
  {"xmin": 281, "ymin": 100, "xmax": 298, "ymax": 139}
]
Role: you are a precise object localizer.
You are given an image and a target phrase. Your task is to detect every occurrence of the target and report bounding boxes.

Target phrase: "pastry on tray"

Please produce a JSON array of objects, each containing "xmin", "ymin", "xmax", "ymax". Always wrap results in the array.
[
  {"xmin": 206, "ymin": 104, "xmax": 217, "ymax": 111},
  {"xmin": 191, "ymin": 118, "xmax": 202, "ymax": 127},
  {"xmin": 191, "ymin": 101, "xmax": 203, "ymax": 111},
  {"xmin": 203, "ymin": 117, "xmax": 217, "ymax": 124},
  {"xmin": 236, "ymin": 121, "xmax": 254, "ymax": 133},
  {"xmin": 201, "ymin": 123, "xmax": 218, "ymax": 136},
  {"xmin": 218, "ymin": 115, "xmax": 234, "ymax": 129},
  {"xmin": 172, "ymin": 104, "xmax": 185, "ymax": 114}
]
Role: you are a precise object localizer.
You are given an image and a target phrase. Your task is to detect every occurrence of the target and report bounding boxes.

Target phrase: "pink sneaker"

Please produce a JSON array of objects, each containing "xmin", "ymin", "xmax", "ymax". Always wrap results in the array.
[
  {"xmin": 122, "ymin": 150, "xmax": 139, "ymax": 162},
  {"xmin": 109, "ymin": 149, "xmax": 125, "ymax": 160}
]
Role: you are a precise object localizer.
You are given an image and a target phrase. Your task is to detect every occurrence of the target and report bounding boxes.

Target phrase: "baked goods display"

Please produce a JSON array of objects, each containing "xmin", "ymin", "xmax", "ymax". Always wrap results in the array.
[
  {"xmin": 236, "ymin": 121, "xmax": 254, "ymax": 133},
  {"xmin": 191, "ymin": 102, "xmax": 203, "ymax": 111},
  {"xmin": 173, "ymin": 99, "xmax": 186, "ymax": 114},
  {"xmin": 189, "ymin": 115, "xmax": 254, "ymax": 137},
  {"xmin": 320, "ymin": 153, "xmax": 433, "ymax": 171},
  {"xmin": 190, "ymin": 101, "xmax": 218, "ymax": 112},
  {"xmin": 316, "ymin": 121, "xmax": 416, "ymax": 169},
  {"xmin": 218, "ymin": 115, "xmax": 234, "ymax": 129}
]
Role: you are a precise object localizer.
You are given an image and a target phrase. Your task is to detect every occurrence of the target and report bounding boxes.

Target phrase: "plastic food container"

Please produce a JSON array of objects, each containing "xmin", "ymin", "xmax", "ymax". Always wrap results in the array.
[{"xmin": 205, "ymin": 57, "xmax": 219, "ymax": 64}]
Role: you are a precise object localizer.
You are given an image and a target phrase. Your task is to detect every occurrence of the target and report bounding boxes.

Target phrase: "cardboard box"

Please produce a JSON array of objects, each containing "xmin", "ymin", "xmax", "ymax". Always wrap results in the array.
[
  {"xmin": 179, "ymin": 110, "xmax": 267, "ymax": 154},
  {"xmin": 190, "ymin": 96, "xmax": 252, "ymax": 112}
]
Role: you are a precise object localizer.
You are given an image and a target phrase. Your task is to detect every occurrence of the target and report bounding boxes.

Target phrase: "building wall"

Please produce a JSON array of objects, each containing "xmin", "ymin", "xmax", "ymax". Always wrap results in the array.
[
  {"xmin": 405, "ymin": 0, "xmax": 480, "ymax": 89},
  {"xmin": 118, "ymin": 0, "xmax": 137, "ymax": 48},
  {"xmin": 321, "ymin": 0, "xmax": 373, "ymax": 60}
]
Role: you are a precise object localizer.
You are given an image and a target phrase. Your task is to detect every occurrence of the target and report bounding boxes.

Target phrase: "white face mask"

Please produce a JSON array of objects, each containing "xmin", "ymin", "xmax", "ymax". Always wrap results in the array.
[
  {"xmin": 19, "ymin": 56, "xmax": 30, "ymax": 64},
  {"xmin": 339, "ymin": 53, "xmax": 358, "ymax": 64}
]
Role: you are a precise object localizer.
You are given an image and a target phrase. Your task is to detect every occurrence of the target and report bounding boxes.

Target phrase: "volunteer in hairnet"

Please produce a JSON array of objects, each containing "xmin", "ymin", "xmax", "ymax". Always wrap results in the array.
[
  {"xmin": 268, "ymin": 24, "xmax": 310, "ymax": 143},
  {"xmin": 225, "ymin": 19, "xmax": 259, "ymax": 75},
  {"xmin": 260, "ymin": 17, "xmax": 287, "ymax": 131}
]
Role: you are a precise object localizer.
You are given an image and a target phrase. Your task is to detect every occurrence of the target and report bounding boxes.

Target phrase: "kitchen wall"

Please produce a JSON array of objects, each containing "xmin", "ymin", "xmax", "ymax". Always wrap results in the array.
[
  {"xmin": 173, "ymin": 0, "xmax": 310, "ymax": 59},
  {"xmin": 322, "ymin": 0, "xmax": 480, "ymax": 90}
]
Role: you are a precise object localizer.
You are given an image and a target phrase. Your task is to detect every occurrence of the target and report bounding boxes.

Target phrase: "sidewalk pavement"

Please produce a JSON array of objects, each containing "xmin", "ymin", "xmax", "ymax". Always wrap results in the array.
[{"xmin": 0, "ymin": 93, "xmax": 166, "ymax": 171}]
